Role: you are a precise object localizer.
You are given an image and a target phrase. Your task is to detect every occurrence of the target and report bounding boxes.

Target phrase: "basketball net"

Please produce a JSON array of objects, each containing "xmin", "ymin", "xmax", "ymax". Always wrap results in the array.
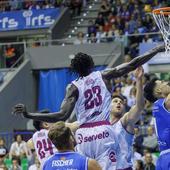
[{"xmin": 152, "ymin": 7, "xmax": 170, "ymax": 56}]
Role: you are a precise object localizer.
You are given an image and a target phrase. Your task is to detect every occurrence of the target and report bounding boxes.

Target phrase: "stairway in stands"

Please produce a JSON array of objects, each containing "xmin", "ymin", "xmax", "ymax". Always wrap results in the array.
[{"xmin": 63, "ymin": 0, "xmax": 101, "ymax": 42}]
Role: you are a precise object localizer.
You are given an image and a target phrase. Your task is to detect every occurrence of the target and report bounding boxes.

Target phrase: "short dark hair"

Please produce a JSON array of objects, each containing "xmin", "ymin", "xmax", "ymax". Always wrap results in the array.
[
  {"xmin": 144, "ymin": 73, "xmax": 150, "ymax": 82},
  {"xmin": 12, "ymin": 156, "xmax": 21, "ymax": 165},
  {"xmin": 70, "ymin": 52, "xmax": 94, "ymax": 77},
  {"xmin": 144, "ymin": 77, "xmax": 158, "ymax": 103},
  {"xmin": 33, "ymin": 110, "xmax": 50, "ymax": 131},
  {"xmin": 111, "ymin": 94, "xmax": 124, "ymax": 102},
  {"xmin": 48, "ymin": 121, "xmax": 71, "ymax": 150}
]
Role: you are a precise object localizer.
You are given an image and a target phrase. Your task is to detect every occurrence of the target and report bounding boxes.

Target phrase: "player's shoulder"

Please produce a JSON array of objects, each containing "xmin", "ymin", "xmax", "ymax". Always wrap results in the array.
[
  {"xmin": 152, "ymin": 98, "xmax": 165, "ymax": 113},
  {"xmin": 43, "ymin": 153, "xmax": 56, "ymax": 169},
  {"xmin": 154, "ymin": 98, "xmax": 164, "ymax": 106},
  {"xmin": 33, "ymin": 129, "xmax": 48, "ymax": 139}
]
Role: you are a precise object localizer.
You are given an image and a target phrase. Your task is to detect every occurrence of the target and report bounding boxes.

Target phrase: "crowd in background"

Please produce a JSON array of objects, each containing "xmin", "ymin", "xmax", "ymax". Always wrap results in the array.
[
  {"xmin": 0, "ymin": 0, "xmax": 84, "ymax": 15},
  {"xmin": 74, "ymin": 0, "xmax": 169, "ymax": 57}
]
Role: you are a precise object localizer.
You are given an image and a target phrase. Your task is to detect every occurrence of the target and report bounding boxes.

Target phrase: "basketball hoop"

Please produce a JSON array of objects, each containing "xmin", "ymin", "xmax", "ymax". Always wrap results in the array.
[{"xmin": 152, "ymin": 7, "xmax": 170, "ymax": 53}]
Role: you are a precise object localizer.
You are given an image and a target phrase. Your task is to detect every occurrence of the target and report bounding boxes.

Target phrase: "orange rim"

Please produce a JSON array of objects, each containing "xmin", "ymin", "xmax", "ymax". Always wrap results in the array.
[{"xmin": 152, "ymin": 7, "xmax": 170, "ymax": 15}]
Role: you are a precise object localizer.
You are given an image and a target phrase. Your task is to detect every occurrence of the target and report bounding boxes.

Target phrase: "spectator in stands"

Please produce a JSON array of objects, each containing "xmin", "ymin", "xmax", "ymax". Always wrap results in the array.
[
  {"xmin": 87, "ymin": 20, "xmax": 97, "ymax": 37},
  {"xmin": 0, "ymin": 138, "xmax": 8, "ymax": 158},
  {"xmin": 128, "ymin": 86, "xmax": 136, "ymax": 107},
  {"xmin": 28, "ymin": 1, "xmax": 40, "ymax": 10},
  {"xmin": 0, "ymin": 164, "xmax": 8, "ymax": 170},
  {"xmin": 112, "ymin": 86, "xmax": 122, "ymax": 96},
  {"xmin": 143, "ymin": 152, "xmax": 155, "ymax": 170},
  {"xmin": 4, "ymin": 44, "xmax": 17, "ymax": 68},
  {"xmin": 120, "ymin": 3, "xmax": 130, "ymax": 21},
  {"xmin": 9, "ymin": 135, "xmax": 30, "ymax": 160},
  {"xmin": 132, "ymin": 146, "xmax": 143, "ymax": 169},
  {"xmin": 135, "ymin": 160, "xmax": 144, "ymax": 170},
  {"xmin": 70, "ymin": 0, "xmax": 82, "ymax": 16},
  {"xmin": 88, "ymin": 33, "xmax": 97, "ymax": 43},
  {"xmin": 96, "ymin": 25, "xmax": 106, "ymax": 43},
  {"xmin": 0, "ymin": 150, "xmax": 7, "ymax": 169},
  {"xmin": 9, "ymin": 157, "xmax": 21, "ymax": 170},
  {"xmin": 95, "ymin": 13, "xmax": 105, "ymax": 28},
  {"xmin": 128, "ymin": 14, "xmax": 137, "ymax": 34},
  {"xmin": 137, "ymin": 20, "xmax": 147, "ymax": 34},
  {"xmin": 99, "ymin": 0, "xmax": 110, "ymax": 17},
  {"xmin": 9, "ymin": 0, "xmax": 23, "ymax": 10},
  {"xmin": 133, "ymin": 127, "xmax": 144, "ymax": 154},
  {"xmin": 103, "ymin": 20, "xmax": 112, "ymax": 34},
  {"xmin": 74, "ymin": 32, "xmax": 87, "ymax": 45},
  {"xmin": 142, "ymin": 149, "xmax": 158, "ymax": 166},
  {"xmin": 143, "ymin": 15, "xmax": 153, "ymax": 32},
  {"xmin": 43, "ymin": 0, "xmax": 54, "ymax": 9},
  {"xmin": 124, "ymin": 21, "xmax": 130, "ymax": 35},
  {"xmin": 122, "ymin": 96, "xmax": 131, "ymax": 112},
  {"xmin": 121, "ymin": 75, "xmax": 133, "ymax": 101},
  {"xmin": 28, "ymin": 157, "xmax": 40, "ymax": 170},
  {"xmin": 142, "ymin": 34, "xmax": 153, "ymax": 43},
  {"xmin": 142, "ymin": 126, "xmax": 158, "ymax": 152}
]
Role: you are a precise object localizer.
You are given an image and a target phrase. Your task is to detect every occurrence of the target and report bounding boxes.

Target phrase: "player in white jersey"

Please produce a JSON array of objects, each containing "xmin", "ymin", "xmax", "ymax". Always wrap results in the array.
[
  {"xmin": 43, "ymin": 121, "xmax": 102, "ymax": 170},
  {"xmin": 27, "ymin": 117, "xmax": 57, "ymax": 168},
  {"xmin": 13, "ymin": 45, "xmax": 163, "ymax": 169},
  {"xmin": 27, "ymin": 111, "xmax": 79, "ymax": 168},
  {"xmin": 110, "ymin": 66, "xmax": 145, "ymax": 170}
]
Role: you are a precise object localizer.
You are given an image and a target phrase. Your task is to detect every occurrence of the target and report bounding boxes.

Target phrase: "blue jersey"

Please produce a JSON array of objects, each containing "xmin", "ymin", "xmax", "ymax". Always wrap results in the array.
[
  {"xmin": 43, "ymin": 151, "xmax": 88, "ymax": 170},
  {"xmin": 112, "ymin": 120, "xmax": 134, "ymax": 169},
  {"xmin": 153, "ymin": 98, "xmax": 170, "ymax": 151}
]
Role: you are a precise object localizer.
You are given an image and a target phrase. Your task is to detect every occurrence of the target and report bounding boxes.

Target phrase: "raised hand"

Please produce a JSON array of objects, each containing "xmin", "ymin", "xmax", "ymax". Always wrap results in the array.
[
  {"xmin": 135, "ymin": 66, "xmax": 144, "ymax": 80},
  {"xmin": 12, "ymin": 103, "xmax": 28, "ymax": 117}
]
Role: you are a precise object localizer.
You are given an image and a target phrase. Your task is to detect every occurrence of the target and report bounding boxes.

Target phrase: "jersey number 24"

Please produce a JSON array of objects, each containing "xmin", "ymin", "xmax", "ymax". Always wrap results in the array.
[{"xmin": 36, "ymin": 138, "xmax": 54, "ymax": 159}]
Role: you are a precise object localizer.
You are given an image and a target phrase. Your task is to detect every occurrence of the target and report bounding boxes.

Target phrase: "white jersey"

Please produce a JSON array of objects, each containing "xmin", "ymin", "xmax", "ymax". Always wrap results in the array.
[
  {"xmin": 72, "ymin": 71, "xmax": 111, "ymax": 124},
  {"xmin": 32, "ymin": 129, "xmax": 57, "ymax": 167},
  {"xmin": 112, "ymin": 120, "xmax": 134, "ymax": 169}
]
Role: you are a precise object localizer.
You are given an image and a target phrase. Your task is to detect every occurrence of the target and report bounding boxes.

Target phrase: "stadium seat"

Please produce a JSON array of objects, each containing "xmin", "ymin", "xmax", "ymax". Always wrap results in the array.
[
  {"xmin": 21, "ymin": 158, "xmax": 28, "ymax": 170},
  {"xmin": 4, "ymin": 158, "xmax": 12, "ymax": 168}
]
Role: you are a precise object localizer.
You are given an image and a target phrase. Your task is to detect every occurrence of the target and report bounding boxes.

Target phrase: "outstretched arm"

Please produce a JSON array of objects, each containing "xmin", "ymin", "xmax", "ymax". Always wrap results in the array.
[
  {"xmin": 13, "ymin": 84, "xmax": 78, "ymax": 123},
  {"xmin": 102, "ymin": 44, "xmax": 164, "ymax": 80},
  {"xmin": 122, "ymin": 66, "xmax": 145, "ymax": 126}
]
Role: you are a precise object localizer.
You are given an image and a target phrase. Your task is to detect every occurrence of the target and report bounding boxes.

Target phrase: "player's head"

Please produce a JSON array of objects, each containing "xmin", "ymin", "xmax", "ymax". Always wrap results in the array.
[
  {"xmin": 111, "ymin": 95, "xmax": 125, "ymax": 117},
  {"xmin": 70, "ymin": 52, "xmax": 94, "ymax": 77},
  {"xmin": 48, "ymin": 121, "xmax": 76, "ymax": 151},
  {"xmin": 144, "ymin": 77, "xmax": 170, "ymax": 103},
  {"xmin": 33, "ymin": 110, "xmax": 52, "ymax": 131}
]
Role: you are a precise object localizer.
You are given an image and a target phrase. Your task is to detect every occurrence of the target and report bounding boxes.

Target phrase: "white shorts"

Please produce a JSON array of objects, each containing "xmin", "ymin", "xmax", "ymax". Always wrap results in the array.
[{"xmin": 75, "ymin": 121, "xmax": 116, "ymax": 170}]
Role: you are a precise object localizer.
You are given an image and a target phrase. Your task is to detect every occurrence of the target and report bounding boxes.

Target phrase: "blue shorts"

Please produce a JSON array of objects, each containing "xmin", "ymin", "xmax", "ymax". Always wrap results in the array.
[{"xmin": 156, "ymin": 152, "xmax": 170, "ymax": 170}]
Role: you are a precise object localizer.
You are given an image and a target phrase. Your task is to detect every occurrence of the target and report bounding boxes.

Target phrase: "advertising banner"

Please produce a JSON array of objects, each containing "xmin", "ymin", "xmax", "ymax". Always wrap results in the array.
[{"xmin": 0, "ymin": 8, "xmax": 60, "ymax": 31}]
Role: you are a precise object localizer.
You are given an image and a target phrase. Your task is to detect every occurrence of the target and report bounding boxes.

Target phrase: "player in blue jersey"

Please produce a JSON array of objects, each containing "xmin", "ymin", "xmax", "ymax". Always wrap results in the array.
[
  {"xmin": 43, "ymin": 121, "xmax": 101, "ymax": 170},
  {"xmin": 110, "ymin": 66, "xmax": 145, "ymax": 170},
  {"xmin": 144, "ymin": 78, "xmax": 170, "ymax": 170}
]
